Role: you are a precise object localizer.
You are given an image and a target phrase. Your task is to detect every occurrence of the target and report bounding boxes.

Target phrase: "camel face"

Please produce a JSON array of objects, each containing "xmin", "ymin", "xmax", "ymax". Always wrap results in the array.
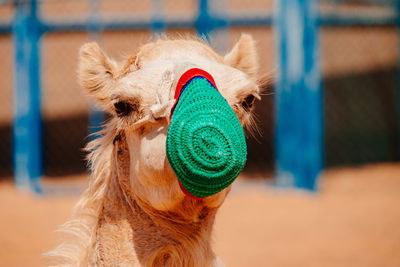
[{"xmin": 79, "ymin": 35, "xmax": 260, "ymax": 210}]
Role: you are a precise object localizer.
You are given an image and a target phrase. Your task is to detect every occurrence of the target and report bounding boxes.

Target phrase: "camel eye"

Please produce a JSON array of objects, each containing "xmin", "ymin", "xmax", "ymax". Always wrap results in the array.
[
  {"xmin": 241, "ymin": 95, "xmax": 255, "ymax": 111},
  {"xmin": 114, "ymin": 101, "xmax": 133, "ymax": 117}
]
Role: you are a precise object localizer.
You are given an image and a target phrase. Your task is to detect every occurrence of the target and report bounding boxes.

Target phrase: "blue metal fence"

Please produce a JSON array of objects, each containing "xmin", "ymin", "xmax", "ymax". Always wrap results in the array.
[
  {"xmin": 12, "ymin": 0, "xmax": 42, "ymax": 192},
  {"xmin": 0, "ymin": 0, "xmax": 398, "ymax": 192},
  {"xmin": 275, "ymin": 0, "xmax": 322, "ymax": 189}
]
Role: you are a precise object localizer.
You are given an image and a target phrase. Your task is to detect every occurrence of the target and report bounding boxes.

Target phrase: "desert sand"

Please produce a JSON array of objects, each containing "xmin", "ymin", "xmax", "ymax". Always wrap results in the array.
[{"xmin": 0, "ymin": 163, "xmax": 399, "ymax": 267}]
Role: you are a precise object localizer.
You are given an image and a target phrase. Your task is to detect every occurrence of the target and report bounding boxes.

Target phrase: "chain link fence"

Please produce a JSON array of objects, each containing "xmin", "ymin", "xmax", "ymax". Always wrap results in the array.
[
  {"xmin": 320, "ymin": 0, "xmax": 399, "ymax": 167},
  {"xmin": 0, "ymin": 0, "xmax": 398, "ymax": 179}
]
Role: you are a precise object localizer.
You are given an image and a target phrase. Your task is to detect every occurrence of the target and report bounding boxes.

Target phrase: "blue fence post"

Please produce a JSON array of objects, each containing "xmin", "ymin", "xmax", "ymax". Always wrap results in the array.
[
  {"xmin": 274, "ymin": 0, "xmax": 323, "ymax": 190},
  {"xmin": 196, "ymin": 0, "xmax": 212, "ymax": 39},
  {"xmin": 12, "ymin": 0, "xmax": 42, "ymax": 192}
]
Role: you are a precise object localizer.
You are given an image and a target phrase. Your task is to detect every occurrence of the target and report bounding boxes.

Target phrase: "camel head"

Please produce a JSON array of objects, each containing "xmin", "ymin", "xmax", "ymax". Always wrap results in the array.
[{"xmin": 78, "ymin": 35, "xmax": 260, "ymax": 212}]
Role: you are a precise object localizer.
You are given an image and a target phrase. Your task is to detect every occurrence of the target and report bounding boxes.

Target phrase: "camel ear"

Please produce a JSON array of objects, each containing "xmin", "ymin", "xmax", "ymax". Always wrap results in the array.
[
  {"xmin": 78, "ymin": 42, "xmax": 117, "ymax": 109},
  {"xmin": 224, "ymin": 34, "xmax": 258, "ymax": 79}
]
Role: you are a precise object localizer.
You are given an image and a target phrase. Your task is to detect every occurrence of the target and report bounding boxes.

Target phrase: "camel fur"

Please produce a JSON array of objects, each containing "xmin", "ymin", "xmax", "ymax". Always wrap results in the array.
[{"xmin": 47, "ymin": 34, "xmax": 262, "ymax": 267}]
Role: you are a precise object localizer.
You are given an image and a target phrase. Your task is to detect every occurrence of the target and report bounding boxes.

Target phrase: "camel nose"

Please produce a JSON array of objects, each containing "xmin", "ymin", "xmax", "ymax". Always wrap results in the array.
[{"xmin": 166, "ymin": 68, "xmax": 247, "ymax": 199}]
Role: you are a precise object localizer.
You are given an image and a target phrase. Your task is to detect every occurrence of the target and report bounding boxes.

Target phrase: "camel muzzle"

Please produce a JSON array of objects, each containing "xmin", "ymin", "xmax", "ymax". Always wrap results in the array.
[{"xmin": 166, "ymin": 68, "xmax": 247, "ymax": 199}]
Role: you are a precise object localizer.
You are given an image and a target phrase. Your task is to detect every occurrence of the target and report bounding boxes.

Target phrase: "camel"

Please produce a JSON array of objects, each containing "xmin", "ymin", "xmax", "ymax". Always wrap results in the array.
[{"xmin": 47, "ymin": 34, "xmax": 262, "ymax": 267}]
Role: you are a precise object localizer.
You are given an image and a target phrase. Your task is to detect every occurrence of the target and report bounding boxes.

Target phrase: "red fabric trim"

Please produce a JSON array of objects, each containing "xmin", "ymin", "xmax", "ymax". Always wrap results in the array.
[
  {"xmin": 177, "ymin": 179, "xmax": 205, "ymax": 200},
  {"xmin": 169, "ymin": 68, "xmax": 218, "ymax": 121}
]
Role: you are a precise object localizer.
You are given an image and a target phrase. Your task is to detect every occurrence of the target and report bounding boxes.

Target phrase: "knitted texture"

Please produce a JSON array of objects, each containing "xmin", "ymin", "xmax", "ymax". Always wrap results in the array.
[{"xmin": 166, "ymin": 76, "xmax": 247, "ymax": 198}]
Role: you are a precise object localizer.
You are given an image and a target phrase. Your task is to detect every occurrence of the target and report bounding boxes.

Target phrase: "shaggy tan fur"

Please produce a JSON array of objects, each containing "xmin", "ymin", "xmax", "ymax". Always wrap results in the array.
[{"xmin": 46, "ymin": 35, "xmax": 262, "ymax": 267}]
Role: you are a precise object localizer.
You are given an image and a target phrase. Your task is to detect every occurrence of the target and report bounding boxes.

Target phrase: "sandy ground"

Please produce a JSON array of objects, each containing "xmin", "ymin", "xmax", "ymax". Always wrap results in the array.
[{"xmin": 0, "ymin": 163, "xmax": 399, "ymax": 267}]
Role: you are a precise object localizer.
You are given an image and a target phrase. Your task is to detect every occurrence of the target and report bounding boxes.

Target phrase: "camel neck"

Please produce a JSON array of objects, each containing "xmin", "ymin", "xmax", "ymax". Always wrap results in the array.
[
  {"xmin": 97, "ymin": 172, "xmax": 218, "ymax": 267},
  {"xmin": 132, "ymin": 195, "xmax": 217, "ymax": 266},
  {"xmin": 95, "ymin": 132, "xmax": 219, "ymax": 266}
]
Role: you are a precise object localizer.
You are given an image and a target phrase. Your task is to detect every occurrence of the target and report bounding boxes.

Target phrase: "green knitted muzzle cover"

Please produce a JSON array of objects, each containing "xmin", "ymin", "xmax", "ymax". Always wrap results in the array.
[{"xmin": 166, "ymin": 68, "xmax": 247, "ymax": 198}]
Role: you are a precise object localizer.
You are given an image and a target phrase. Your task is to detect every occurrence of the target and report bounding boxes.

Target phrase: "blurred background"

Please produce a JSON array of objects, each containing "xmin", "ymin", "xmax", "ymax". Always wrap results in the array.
[{"xmin": 0, "ymin": 0, "xmax": 399, "ymax": 266}]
